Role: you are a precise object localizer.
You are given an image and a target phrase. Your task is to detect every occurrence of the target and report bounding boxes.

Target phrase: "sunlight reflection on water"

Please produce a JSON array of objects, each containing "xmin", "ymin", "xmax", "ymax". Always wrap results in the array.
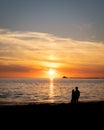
[{"xmin": 0, "ymin": 78, "xmax": 104, "ymax": 105}]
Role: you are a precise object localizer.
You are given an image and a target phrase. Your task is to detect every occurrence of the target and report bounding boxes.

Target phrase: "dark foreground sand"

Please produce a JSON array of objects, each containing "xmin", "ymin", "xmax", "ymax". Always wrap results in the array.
[
  {"xmin": 0, "ymin": 101, "xmax": 104, "ymax": 127},
  {"xmin": 0, "ymin": 101, "xmax": 104, "ymax": 115}
]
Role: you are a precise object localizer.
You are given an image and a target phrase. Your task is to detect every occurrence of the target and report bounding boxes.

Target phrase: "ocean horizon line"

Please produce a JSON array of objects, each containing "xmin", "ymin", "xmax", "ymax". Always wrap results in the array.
[{"xmin": 0, "ymin": 77, "xmax": 104, "ymax": 79}]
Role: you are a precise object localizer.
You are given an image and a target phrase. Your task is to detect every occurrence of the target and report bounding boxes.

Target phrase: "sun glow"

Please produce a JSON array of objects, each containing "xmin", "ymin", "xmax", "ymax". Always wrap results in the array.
[{"xmin": 48, "ymin": 69, "xmax": 56, "ymax": 78}]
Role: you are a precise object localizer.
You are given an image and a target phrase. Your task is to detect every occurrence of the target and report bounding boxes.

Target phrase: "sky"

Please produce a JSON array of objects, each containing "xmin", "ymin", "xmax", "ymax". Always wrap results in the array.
[{"xmin": 0, "ymin": 0, "xmax": 104, "ymax": 78}]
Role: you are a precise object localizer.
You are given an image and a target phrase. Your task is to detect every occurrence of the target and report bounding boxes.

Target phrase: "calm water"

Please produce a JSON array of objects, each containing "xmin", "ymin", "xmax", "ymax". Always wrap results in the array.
[{"xmin": 0, "ymin": 78, "xmax": 104, "ymax": 105}]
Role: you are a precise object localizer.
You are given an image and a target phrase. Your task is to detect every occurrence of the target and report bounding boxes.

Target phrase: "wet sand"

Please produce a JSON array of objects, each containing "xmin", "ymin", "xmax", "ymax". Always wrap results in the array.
[{"xmin": 0, "ymin": 101, "xmax": 104, "ymax": 115}]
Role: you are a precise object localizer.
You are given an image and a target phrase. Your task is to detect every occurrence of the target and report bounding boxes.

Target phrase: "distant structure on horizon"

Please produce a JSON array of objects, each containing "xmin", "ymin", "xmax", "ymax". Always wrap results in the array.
[{"xmin": 62, "ymin": 76, "xmax": 68, "ymax": 78}]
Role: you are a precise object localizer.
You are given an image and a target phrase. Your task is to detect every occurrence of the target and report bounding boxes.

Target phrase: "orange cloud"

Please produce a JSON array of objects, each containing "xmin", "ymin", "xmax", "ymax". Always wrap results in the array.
[{"xmin": 0, "ymin": 28, "xmax": 104, "ymax": 78}]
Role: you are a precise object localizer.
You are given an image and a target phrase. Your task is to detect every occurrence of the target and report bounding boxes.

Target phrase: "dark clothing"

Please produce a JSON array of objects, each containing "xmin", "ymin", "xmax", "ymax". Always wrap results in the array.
[
  {"xmin": 75, "ymin": 88, "xmax": 80, "ymax": 103},
  {"xmin": 71, "ymin": 87, "xmax": 80, "ymax": 104},
  {"xmin": 71, "ymin": 89, "xmax": 75, "ymax": 103}
]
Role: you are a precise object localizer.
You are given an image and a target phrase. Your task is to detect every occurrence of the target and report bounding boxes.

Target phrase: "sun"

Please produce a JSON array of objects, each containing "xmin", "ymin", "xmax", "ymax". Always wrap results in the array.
[{"xmin": 48, "ymin": 69, "xmax": 56, "ymax": 77}]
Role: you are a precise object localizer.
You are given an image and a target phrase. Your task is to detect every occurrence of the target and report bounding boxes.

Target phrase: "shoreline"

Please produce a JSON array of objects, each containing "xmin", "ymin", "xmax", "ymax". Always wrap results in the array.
[
  {"xmin": 0, "ymin": 100, "xmax": 104, "ymax": 105},
  {"xmin": 0, "ymin": 100, "xmax": 104, "ymax": 112}
]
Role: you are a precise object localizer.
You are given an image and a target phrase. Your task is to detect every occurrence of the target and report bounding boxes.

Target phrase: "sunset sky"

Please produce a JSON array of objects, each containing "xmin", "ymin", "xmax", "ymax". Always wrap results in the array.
[{"xmin": 0, "ymin": 0, "xmax": 104, "ymax": 78}]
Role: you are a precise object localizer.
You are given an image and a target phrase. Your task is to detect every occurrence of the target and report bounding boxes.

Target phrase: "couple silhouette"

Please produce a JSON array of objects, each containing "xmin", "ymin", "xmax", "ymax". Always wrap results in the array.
[{"xmin": 71, "ymin": 86, "xmax": 80, "ymax": 104}]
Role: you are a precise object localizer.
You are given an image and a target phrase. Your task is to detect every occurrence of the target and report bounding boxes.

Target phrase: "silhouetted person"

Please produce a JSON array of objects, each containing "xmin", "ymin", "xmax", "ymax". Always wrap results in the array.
[
  {"xmin": 71, "ymin": 89, "xmax": 76, "ymax": 104},
  {"xmin": 75, "ymin": 86, "xmax": 80, "ymax": 103}
]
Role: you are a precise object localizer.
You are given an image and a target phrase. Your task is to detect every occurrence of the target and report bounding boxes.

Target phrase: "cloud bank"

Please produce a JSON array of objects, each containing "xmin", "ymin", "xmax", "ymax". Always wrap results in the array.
[{"xmin": 0, "ymin": 28, "xmax": 104, "ymax": 77}]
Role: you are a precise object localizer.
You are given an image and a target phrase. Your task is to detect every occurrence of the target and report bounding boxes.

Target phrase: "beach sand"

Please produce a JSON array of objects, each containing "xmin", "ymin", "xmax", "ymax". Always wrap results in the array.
[
  {"xmin": 0, "ymin": 101, "xmax": 104, "ymax": 128},
  {"xmin": 0, "ymin": 101, "xmax": 104, "ymax": 115}
]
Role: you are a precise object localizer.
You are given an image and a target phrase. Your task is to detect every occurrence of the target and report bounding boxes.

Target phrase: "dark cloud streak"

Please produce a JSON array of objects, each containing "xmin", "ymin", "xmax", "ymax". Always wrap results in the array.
[{"xmin": 0, "ymin": 64, "xmax": 32, "ymax": 72}]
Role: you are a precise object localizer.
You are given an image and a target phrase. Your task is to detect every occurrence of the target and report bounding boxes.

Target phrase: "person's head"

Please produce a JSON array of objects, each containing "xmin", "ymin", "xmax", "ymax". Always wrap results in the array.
[
  {"xmin": 75, "ymin": 86, "xmax": 78, "ymax": 90},
  {"xmin": 72, "ymin": 89, "xmax": 74, "ymax": 92}
]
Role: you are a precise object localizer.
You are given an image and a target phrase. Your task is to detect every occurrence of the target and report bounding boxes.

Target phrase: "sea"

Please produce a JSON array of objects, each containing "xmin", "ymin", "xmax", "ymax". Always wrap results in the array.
[{"xmin": 0, "ymin": 78, "xmax": 104, "ymax": 105}]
